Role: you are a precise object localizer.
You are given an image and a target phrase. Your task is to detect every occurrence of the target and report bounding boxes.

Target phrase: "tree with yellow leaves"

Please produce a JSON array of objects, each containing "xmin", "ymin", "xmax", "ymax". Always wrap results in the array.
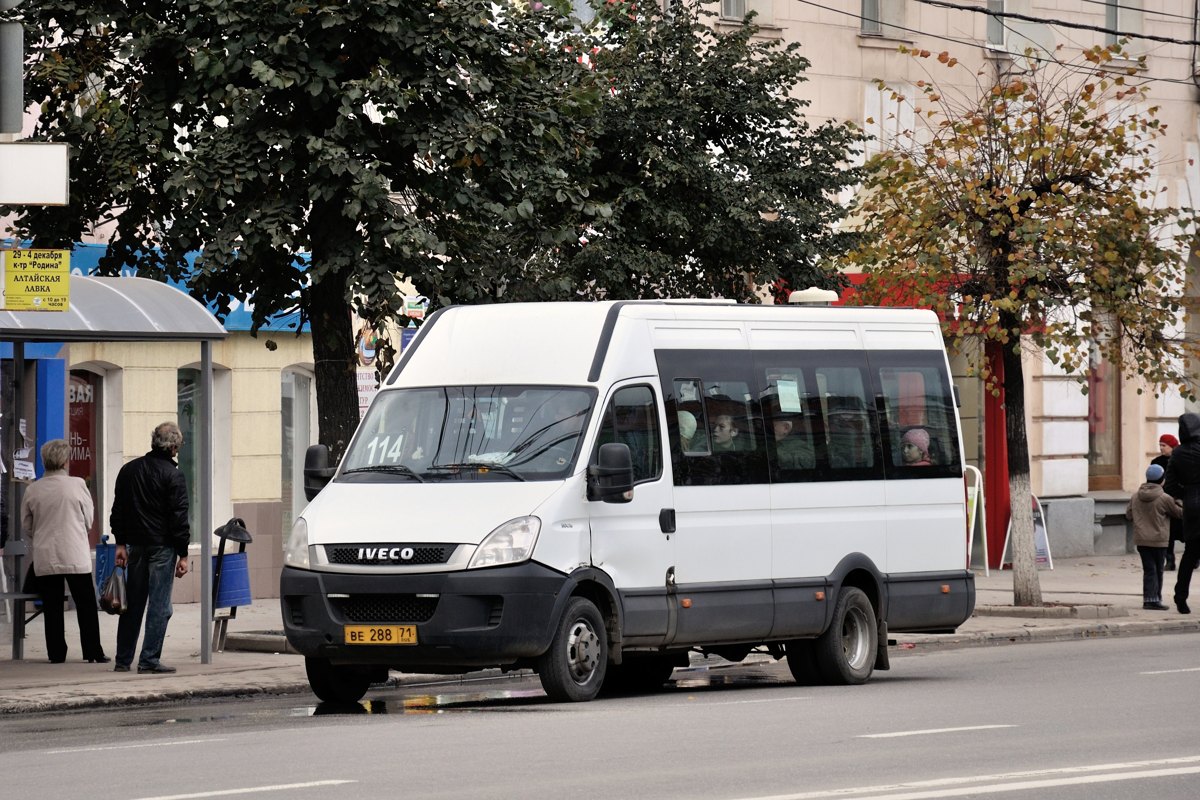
[{"xmin": 844, "ymin": 45, "xmax": 1200, "ymax": 605}]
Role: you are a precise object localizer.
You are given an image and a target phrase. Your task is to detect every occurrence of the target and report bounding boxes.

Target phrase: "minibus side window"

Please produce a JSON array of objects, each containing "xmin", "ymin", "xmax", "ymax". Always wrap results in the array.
[
  {"xmin": 759, "ymin": 371, "xmax": 819, "ymax": 479},
  {"xmin": 816, "ymin": 367, "xmax": 876, "ymax": 473},
  {"xmin": 595, "ymin": 385, "xmax": 663, "ymax": 484},
  {"xmin": 873, "ymin": 355, "xmax": 962, "ymax": 478}
]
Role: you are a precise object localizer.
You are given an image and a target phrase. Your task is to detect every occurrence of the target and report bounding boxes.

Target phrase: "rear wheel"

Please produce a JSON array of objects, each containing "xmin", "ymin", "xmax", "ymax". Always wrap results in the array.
[
  {"xmin": 814, "ymin": 587, "xmax": 877, "ymax": 685},
  {"xmin": 305, "ymin": 657, "xmax": 372, "ymax": 704},
  {"xmin": 537, "ymin": 597, "xmax": 608, "ymax": 702}
]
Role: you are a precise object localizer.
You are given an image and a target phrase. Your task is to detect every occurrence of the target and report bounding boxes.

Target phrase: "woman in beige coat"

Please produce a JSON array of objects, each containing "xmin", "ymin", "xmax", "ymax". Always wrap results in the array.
[{"xmin": 21, "ymin": 439, "xmax": 107, "ymax": 663}]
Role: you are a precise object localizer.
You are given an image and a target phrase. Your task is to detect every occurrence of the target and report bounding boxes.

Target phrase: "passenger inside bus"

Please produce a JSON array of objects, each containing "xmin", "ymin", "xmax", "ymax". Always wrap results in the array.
[{"xmin": 901, "ymin": 427, "xmax": 934, "ymax": 466}]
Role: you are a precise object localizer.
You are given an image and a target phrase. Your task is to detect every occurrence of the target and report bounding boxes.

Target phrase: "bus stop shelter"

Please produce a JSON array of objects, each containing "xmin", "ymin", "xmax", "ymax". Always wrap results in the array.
[{"xmin": 0, "ymin": 275, "xmax": 228, "ymax": 664}]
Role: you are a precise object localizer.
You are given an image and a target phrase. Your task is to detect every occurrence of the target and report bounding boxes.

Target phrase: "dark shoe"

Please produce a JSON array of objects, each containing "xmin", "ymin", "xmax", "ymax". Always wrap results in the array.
[
  {"xmin": 113, "ymin": 664, "xmax": 131, "ymax": 673},
  {"xmin": 48, "ymin": 657, "xmax": 66, "ymax": 664},
  {"xmin": 1165, "ymin": 562, "xmax": 1176, "ymax": 571},
  {"xmin": 86, "ymin": 655, "xmax": 111, "ymax": 664},
  {"xmin": 137, "ymin": 663, "xmax": 177, "ymax": 674},
  {"xmin": 1144, "ymin": 602, "xmax": 1169, "ymax": 610},
  {"xmin": 1177, "ymin": 599, "xmax": 1191, "ymax": 614}
]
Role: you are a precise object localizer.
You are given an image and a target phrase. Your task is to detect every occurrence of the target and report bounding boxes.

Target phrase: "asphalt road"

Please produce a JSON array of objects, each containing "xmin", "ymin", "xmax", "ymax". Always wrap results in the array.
[{"xmin": 3, "ymin": 634, "xmax": 1199, "ymax": 800}]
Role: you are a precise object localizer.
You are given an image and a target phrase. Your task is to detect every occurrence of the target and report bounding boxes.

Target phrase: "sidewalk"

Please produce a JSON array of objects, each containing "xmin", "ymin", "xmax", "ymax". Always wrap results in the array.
[{"xmin": 2, "ymin": 553, "xmax": 1198, "ymax": 715}]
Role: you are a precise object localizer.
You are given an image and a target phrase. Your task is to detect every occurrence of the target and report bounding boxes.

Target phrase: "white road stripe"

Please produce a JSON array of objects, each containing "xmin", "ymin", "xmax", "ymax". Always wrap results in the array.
[
  {"xmin": 132, "ymin": 781, "xmax": 356, "ymax": 800},
  {"xmin": 729, "ymin": 755, "xmax": 1200, "ymax": 800},
  {"xmin": 45, "ymin": 738, "xmax": 226, "ymax": 754},
  {"xmin": 816, "ymin": 766, "xmax": 1200, "ymax": 800},
  {"xmin": 1141, "ymin": 667, "xmax": 1200, "ymax": 675},
  {"xmin": 707, "ymin": 697, "xmax": 812, "ymax": 706},
  {"xmin": 859, "ymin": 725, "xmax": 1015, "ymax": 739}
]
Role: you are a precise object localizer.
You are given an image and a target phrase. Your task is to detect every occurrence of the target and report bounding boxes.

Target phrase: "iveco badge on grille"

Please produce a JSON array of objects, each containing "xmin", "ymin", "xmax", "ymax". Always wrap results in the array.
[{"xmin": 357, "ymin": 546, "xmax": 415, "ymax": 562}]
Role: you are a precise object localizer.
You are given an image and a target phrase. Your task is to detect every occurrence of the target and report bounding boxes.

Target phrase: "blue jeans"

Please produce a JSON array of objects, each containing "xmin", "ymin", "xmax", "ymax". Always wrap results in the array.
[{"xmin": 116, "ymin": 545, "xmax": 176, "ymax": 669}]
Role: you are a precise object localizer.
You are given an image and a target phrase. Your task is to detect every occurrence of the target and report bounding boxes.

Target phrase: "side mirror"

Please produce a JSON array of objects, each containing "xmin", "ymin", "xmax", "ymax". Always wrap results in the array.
[
  {"xmin": 587, "ymin": 443, "xmax": 634, "ymax": 503},
  {"xmin": 303, "ymin": 444, "xmax": 337, "ymax": 501}
]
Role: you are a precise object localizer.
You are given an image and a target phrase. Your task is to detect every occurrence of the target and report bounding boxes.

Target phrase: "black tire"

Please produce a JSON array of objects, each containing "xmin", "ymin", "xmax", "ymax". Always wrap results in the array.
[
  {"xmin": 537, "ymin": 597, "xmax": 608, "ymax": 702},
  {"xmin": 305, "ymin": 657, "xmax": 372, "ymax": 704},
  {"xmin": 600, "ymin": 655, "xmax": 676, "ymax": 696},
  {"xmin": 785, "ymin": 639, "xmax": 822, "ymax": 686},
  {"xmin": 813, "ymin": 587, "xmax": 877, "ymax": 685}
]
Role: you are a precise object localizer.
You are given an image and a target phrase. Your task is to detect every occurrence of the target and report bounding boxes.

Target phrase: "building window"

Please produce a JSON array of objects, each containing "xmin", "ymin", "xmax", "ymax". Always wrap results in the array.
[
  {"xmin": 1106, "ymin": 0, "xmax": 1143, "ymax": 47},
  {"xmin": 1087, "ymin": 345, "xmax": 1122, "ymax": 491},
  {"xmin": 862, "ymin": 0, "xmax": 904, "ymax": 38},
  {"xmin": 281, "ymin": 369, "xmax": 314, "ymax": 536},
  {"xmin": 987, "ymin": 0, "xmax": 1004, "ymax": 47},
  {"xmin": 178, "ymin": 368, "xmax": 201, "ymax": 543},
  {"xmin": 861, "ymin": 0, "xmax": 882, "ymax": 34},
  {"xmin": 68, "ymin": 370, "xmax": 103, "ymax": 547},
  {"xmin": 722, "ymin": 0, "xmax": 747, "ymax": 19}
]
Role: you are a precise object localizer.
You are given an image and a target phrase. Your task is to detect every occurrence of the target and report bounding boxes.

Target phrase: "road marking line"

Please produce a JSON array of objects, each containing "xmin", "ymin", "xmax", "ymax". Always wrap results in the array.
[
  {"xmin": 45, "ymin": 738, "xmax": 226, "ymax": 754},
  {"xmin": 132, "ymin": 781, "xmax": 356, "ymax": 800},
  {"xmin": 859, "ymin": 725, "xmax": 1015, "ymax": 739},
  {"xmin": 707, "ymin": 697, "xmax": 812, "ymax": 706},
  {"xmin": 1141, "ymin": 667, "xmax": 1200, "ymax": 675},
  {"xmin": 729, "ymin": 755, "xmax": 1200, "ymax": 800}
]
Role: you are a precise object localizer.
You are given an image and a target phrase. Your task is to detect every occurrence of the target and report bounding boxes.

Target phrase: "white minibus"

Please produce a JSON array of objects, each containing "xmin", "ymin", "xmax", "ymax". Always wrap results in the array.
[{"xmin": 282, "ymin": 299, "xmax": 975, "ymax": 703}]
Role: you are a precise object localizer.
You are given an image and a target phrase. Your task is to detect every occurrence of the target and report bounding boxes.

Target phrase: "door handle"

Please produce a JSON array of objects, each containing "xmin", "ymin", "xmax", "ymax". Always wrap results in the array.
[{"xmin": 659, "ymin": 508, "xmax": 676, "ymax": 534}]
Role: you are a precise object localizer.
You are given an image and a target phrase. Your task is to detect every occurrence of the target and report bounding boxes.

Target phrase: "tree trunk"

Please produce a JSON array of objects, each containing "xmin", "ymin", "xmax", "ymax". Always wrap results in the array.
[
  {"xmin": 1001, "ymin": 334, "xmax": 1043, "ymax": 606},
  {"xmin": 307, "ymin": 200, "xmax": 362, "ymax": 465}
]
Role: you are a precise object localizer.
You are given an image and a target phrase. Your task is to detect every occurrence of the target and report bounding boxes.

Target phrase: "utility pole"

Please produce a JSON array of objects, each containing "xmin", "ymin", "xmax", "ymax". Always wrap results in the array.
[
  {"xmin": 0, "ymin": 0, "xmax": 68, "ymax": 207},
  {"xmin": 0, "ymin": 0, "xmax": 23, "ymax": 136}
]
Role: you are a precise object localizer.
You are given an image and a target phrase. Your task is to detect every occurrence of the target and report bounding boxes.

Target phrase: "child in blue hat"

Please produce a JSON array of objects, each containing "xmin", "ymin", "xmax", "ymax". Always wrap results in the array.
[{"xmin": 1127, "ymin": 463, "xmax": 1182, "ymax": 610}]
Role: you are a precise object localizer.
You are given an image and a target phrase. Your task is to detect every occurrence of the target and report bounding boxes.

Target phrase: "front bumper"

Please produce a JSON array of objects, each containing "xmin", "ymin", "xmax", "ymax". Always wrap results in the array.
[{"xmin": 280, "ymin": 562, "xmax": 568, "ymax": 671}]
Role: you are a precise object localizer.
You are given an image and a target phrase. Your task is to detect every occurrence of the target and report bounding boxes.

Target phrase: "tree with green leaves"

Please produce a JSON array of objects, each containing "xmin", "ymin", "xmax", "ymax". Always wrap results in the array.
[
  {"xmin": 843, "ymin": 45, "xmax": 1200, "ymax": 605},
  {"xmin": 2, "ymin": 0, "xmax": 602, "ymax": 460},
  {"xmin": 528, "ymin": 1, "xmax": 863, "ymax": 304}
]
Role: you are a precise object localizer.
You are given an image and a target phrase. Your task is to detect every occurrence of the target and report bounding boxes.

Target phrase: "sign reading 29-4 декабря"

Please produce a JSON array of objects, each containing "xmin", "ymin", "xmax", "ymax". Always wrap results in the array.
[{"xmin": 0, "ymin": 249, "xmax": 70, "ymax": 311}]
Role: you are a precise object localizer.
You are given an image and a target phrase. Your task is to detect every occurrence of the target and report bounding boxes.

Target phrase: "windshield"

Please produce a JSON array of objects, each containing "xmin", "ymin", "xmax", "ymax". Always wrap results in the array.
[{"xmin": 341, "ymin": 386, "xmax": 596, "ymax": 482}]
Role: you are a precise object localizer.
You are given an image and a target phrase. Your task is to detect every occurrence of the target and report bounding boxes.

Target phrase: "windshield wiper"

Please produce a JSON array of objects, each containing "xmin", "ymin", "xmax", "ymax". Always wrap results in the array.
[
  {"xmin": 342, "ymin": 464, "xmax": 424, "ymax": 482},
  {"xmin": 427, "ymin": 462, "xmax": 526, "ymax": 482}
]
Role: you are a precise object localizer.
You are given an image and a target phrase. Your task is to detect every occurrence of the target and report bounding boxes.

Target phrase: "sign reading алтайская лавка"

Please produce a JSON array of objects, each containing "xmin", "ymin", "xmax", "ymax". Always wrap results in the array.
[{"xmin": 0, "ymin": 249, "xmax": 70, "ymax": 311}]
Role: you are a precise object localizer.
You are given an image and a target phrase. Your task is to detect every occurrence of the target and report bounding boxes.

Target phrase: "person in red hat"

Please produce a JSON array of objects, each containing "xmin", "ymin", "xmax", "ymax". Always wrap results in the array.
[{"xmin": 1154, "ymin": 433, "xmax": 1182, "ymax": 569}]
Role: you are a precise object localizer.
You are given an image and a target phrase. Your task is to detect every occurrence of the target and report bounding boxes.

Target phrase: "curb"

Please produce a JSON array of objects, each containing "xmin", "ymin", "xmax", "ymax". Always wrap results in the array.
[
  {"xmin": 972, "ymin": 603, "xmax": 1127, "ymax": 619},
  {"xmin": 7, "ymin": 620, "xmax": 1200, "ymax": 715},
  {"xmin": 895, "ymin": 617, "xmax": 1200, "ymax": 651}
]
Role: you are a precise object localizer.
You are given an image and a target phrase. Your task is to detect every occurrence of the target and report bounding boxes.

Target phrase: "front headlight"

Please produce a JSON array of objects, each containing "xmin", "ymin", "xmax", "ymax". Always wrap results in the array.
[
  {"xmin": 467, "ymin": 516, "xmax": 541, "ymax": 569},
  {"xmin": 284, "ymin": 517, "xmax": 311, "ymax": 569}
]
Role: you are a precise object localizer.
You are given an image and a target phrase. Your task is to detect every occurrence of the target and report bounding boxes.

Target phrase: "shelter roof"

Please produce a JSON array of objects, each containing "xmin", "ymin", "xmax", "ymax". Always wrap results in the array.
[{"xmin": 0, "ymin": 275, "xmax": 227, "ymax": 343}]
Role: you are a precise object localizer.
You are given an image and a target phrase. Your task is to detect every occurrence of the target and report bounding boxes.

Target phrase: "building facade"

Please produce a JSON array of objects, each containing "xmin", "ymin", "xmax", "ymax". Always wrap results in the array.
[{"xmin": 752, "ymin": 0, "xmax": 1200, "ymax": 556}]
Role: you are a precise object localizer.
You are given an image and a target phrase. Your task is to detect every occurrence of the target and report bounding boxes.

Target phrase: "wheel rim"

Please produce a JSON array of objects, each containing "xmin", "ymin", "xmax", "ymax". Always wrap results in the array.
[
  {"xmin": 840, "ymin": 605, "xmax": 871, "ymax": 670},
  {"xmin": 566, "ymin": 617, "xmax": 601, "ymax": 685}
]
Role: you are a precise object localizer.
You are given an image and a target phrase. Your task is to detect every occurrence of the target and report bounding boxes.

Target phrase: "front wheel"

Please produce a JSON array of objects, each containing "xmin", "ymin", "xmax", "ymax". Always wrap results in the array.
[
  {"xmin": 814, "ymin": 587, "xmax": 877, "ymax": 685},
  {"xmin": 537, "ymin": 597, "xmax": 608, "ymax": 702},
  {"xmin": 305, "ymin": 657, "xmax": 372, "ymax": 704}
]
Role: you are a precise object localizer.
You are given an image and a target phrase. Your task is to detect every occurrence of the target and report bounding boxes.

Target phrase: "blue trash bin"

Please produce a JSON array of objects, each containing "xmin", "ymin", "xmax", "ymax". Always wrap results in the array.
[{"xmin": 213, "ymin": 551, "xmax": 253, "ymax": 608}]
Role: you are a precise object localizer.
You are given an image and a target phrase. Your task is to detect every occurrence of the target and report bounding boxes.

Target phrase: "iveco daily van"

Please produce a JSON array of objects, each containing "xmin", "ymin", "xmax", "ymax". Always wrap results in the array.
[{"xmin": 281, "ymin": 298, "xmax": 975, "ymax": 703}]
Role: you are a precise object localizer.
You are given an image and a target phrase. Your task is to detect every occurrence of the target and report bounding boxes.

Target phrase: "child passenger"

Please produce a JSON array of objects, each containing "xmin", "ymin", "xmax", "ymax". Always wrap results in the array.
[
  {"xmin": 1127, "ymin": 463, "xmax": 1182, "ymax": 611},
  {"xmin": 900, "ymin": 428, "xmax": 933, "ymax": 466}
]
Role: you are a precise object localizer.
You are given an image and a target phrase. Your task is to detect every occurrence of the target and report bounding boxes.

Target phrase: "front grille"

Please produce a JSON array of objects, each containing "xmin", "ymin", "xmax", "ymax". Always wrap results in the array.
[
  {"xmin": 326, "ymin": 544, "xmax": 456, "ymax": 566},
  {"xmin": 333, "ymin": 594, "xmax": 439, "ymax": 623}
]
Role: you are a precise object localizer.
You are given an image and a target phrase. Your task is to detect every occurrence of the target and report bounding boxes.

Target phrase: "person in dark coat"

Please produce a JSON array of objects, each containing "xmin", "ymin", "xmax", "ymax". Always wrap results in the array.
[
  {"xmin": 111, "ymin": 422, "xmax": 191, "ymax": 673},
  {"xmin": 1153, "ymin": 433, "xmax": 1182, "ymax": 569},
  {"xmin": 1163, "ymin": 414, "xmax": 1200, "ymax": 614}
]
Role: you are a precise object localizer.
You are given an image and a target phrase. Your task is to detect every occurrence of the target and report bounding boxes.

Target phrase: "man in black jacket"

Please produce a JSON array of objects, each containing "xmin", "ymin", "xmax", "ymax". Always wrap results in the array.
[
  {"xmin": 111, "ymin": 422, "xmax": 191, "ymax": 673},
  {"xmin": 1164, "ymin": 414, "xmax": 1200, "ymax": 614}
]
